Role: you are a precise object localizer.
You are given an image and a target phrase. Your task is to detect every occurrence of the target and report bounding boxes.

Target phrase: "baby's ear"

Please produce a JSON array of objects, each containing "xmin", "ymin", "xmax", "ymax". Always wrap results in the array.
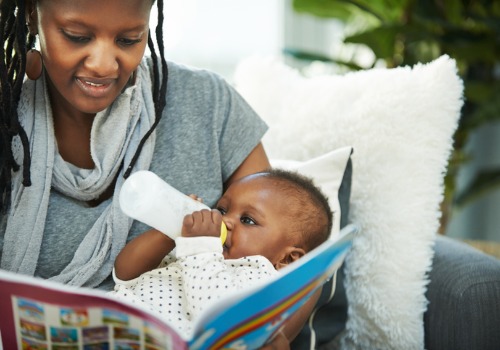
[{"xmin": 274, "ymin": 247, "xmax": 305, "ymax": 270}]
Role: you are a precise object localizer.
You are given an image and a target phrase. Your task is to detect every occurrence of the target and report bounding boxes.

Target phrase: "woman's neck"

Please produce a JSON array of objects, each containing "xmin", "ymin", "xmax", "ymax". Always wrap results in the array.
[
  {"xmin": 53, "ymin": 112, "xmax": 95, "ymax": 169},
  {"xmin": 46, "ymin": 80, "xmax": 96, "ymax": 169}
]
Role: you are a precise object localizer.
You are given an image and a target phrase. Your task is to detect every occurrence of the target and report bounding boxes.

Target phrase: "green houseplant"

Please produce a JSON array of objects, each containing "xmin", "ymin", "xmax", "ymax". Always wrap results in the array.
[{"xmin": 289, "ymin": 0, "xmax": 500, "ymax": 230}]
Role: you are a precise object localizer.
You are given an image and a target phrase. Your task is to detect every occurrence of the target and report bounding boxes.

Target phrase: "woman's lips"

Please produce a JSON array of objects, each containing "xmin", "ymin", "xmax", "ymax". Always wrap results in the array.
[{"xmin": 75, "ymin": 77, "xmax": 115, "ymax": 98}]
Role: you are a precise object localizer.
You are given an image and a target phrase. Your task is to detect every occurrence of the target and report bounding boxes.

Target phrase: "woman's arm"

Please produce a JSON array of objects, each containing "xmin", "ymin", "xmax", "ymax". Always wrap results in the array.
[
  {"xmin": 261, "ymin": 289, "xmax": 321, "ymax": 350},
  {"xmin": 114, "ymin": 229, "xmax": 175, "ymax": 281},
  {"xmin": 225, "ymin": 143, "xmax": 270, "ymax": 189},
  {"xmin": 283, "ymin": 288, "xmax": 321, "ymax": 343}
]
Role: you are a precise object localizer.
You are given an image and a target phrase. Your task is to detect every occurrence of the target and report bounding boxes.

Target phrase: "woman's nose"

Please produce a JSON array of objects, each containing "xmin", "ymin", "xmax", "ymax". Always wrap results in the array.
[{"xmin": 84, "ymin": 42, "xmax": 119, "ymax": 77}]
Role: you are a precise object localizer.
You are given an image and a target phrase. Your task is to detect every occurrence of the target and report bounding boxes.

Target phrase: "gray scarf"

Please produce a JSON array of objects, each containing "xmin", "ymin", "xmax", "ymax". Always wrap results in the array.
[{"xmin": 1, "ymin": 60, "xmax": 156, "ymax": 287}]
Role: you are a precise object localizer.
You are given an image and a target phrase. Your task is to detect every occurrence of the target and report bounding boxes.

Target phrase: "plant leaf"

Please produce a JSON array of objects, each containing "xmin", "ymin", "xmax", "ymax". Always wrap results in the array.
[
  {"xmin": 282, "ymin": 48, "xmax": 365, "ymax": 70},
  {"xmin": 292, "ymin": 0, "xmax": 354, "ymax": 20},
  {"xmin": 292, "ymin": 0, "xmax": 410, "ymax": 23}
]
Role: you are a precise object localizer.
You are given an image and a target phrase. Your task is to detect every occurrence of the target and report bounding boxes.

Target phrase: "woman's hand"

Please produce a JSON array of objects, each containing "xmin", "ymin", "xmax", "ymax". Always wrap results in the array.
[
  {"xmin": 261, "ymin": 330, "xmax": 290, "ymax": 350},
  {"xmin": 262, "ymin": 288, "xmax": 322, "ymax": 348}
]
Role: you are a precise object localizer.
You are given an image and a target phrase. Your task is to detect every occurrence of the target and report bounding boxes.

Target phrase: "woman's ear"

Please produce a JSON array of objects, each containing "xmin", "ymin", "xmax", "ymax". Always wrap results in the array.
[
  {"xmin": 25, "ymin": 0, "xmax": 38, "ymax": 35},
  {"xmin": 274, "ymin": 246, "xmax": 306, "ymax": 270}
]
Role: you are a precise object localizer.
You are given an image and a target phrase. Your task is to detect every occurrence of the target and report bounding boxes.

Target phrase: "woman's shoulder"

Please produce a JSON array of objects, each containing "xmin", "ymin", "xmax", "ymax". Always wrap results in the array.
[{"xmin": 142, "ymin": 57, "xmax": 228, "ymax": 88}]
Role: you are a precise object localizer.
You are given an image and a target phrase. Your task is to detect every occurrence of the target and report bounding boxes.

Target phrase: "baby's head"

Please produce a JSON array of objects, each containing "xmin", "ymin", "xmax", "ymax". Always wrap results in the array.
[{"xmin": 216, "ymin": 168, "xmax": 333, "ymax": 269}]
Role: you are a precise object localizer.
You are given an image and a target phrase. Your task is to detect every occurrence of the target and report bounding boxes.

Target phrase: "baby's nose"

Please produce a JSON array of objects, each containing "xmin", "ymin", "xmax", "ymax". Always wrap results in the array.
[{"xmin": 222, "ymin": 218, "xmax": 232, "ymax": 231}]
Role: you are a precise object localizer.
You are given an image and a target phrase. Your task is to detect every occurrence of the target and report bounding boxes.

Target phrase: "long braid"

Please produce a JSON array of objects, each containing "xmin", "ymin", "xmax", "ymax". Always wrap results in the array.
[
  {"xmin": 124, "ymin": 0, "xmax": 168, "ymax": 178},
  {"xmin": 0, "ymin": 0, "xmax": 34, "ymax": 213},
  {"xmin": 0, "ymin": 0, "xmax": 168, "ymax": 214}
]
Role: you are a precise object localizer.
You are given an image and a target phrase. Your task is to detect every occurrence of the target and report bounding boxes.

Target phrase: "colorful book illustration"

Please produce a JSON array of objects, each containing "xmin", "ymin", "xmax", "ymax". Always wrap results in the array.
[{"xmin": 0, "ymin": 225, "xmax": 357, "ymax": 350}]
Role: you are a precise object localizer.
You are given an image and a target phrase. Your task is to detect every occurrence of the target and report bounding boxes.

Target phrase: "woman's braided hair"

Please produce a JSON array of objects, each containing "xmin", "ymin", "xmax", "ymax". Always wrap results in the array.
[{"xmin": 0, "ymin": 0, "xmax": 168, "ymax": 213}]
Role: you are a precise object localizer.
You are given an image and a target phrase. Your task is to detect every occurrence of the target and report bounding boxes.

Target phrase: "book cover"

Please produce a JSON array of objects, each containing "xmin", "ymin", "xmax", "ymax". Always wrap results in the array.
[{"xmin": 0, "ymin": 225, "xmax": 356, "ymax": 350}]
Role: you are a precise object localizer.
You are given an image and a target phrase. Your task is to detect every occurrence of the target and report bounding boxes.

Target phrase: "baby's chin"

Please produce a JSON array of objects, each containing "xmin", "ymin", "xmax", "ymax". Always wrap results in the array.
[{"xmin": 222, "ymin": 246, "xmax": 240, "ymax": 260}]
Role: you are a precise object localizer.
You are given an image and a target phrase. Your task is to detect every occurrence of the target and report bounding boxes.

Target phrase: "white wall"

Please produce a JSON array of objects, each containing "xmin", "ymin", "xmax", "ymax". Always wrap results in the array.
[
  {"xmin": 152, "ymin": 0, "xmax": 283, "ymax": 80},
  {"xmin": 446, "ymin": 123, "xmax": 500, "ymax": 242}
]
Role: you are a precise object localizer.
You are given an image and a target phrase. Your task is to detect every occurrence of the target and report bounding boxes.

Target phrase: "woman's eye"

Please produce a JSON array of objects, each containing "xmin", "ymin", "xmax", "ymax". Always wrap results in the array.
[
  {"xmin": 241, "ymin": 216, "xmax": 256, "ymax": 225},
  {"xmin": 63, "ymin": 32, "xmax": 90, "ymax": 43},
  {"xmin": 117, "ymin": 38, "xmax": 142, "ymax": 46}
]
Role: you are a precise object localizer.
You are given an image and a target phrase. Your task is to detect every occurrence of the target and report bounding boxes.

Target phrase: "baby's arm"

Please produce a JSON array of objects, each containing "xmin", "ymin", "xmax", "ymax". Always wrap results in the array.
[
  {"xmin": 114, "ymin": 206, "xmax": 220, "ymax": 281},
  {"xmin": 114, "ymin": 229, "xmax": 175, "ymax": 281}
]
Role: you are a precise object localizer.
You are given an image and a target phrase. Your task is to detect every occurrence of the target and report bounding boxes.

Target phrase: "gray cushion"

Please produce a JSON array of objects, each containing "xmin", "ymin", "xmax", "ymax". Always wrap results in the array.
[{"xmin": 424, "ymin": 235, "xmax": 500, "ymax": 350}]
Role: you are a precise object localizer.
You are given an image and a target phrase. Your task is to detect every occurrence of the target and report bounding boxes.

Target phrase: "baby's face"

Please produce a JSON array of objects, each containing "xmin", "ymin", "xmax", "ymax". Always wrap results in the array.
[{"xmin": 215, "ymin": 175, "xmax": 295, "ymax": 265}]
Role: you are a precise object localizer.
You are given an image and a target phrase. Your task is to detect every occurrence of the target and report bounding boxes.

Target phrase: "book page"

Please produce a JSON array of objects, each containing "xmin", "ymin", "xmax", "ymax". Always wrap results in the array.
[
  {"xmin": 0, "ymin": 225, "xmax": 357, "ymax": 350},
  {"xmin": 0, "ymin": 272, "xmax": 187, "ymax": 350}
]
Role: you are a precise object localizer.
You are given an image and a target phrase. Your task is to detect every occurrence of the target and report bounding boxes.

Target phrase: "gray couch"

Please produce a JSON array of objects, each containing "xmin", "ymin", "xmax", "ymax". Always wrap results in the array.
[
  {"xmin": 292, "ymin": 235, "xmax": 500, "ymax": 350},
  {"xmin": 424, "ymin": 235, "xmax": 500, "ymax": 350}
]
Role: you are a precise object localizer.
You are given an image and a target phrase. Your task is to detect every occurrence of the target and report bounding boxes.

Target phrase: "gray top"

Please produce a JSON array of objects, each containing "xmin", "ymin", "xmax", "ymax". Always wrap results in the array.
[{"xmin": 0, "ymin": 61, "xmax": 267, "ymax": 289}]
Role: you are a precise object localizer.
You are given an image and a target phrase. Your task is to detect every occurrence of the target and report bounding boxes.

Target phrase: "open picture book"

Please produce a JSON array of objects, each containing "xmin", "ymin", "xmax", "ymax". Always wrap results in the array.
[{"xmin": 0, "ymin": 225, "xmax": 356, "ymax": 350}]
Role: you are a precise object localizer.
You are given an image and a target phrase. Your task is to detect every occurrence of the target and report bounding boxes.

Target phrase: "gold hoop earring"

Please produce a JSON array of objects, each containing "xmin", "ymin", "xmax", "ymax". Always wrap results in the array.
[{"xmin": 26, "ymin": 49, "xmax": 43, "ymax": 80}]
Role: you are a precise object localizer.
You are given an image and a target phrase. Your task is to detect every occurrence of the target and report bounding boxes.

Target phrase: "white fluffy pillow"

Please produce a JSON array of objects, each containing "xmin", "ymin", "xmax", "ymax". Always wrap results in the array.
[{"xmin": 234, "ymin": 55, "xmax": 463, "ymax": 349}]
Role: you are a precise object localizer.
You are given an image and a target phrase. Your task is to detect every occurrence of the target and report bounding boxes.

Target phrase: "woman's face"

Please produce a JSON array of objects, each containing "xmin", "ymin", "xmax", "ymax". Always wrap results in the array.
[{"xmin": 33, "ymin": 0, "xmax": 152, "ymax": 116}]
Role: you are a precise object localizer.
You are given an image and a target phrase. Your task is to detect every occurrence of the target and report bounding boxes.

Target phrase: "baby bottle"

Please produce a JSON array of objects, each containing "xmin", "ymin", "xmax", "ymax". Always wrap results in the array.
[{"xmin": 119, "ymin": 170, "xmax": 226, "ymax": 243}]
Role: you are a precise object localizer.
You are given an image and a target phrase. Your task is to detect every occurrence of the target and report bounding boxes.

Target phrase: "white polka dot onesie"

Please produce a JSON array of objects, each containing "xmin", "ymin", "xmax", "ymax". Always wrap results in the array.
[{"xmin": 110, "ymin": 236, "xmax": 277, "ymax": 339}]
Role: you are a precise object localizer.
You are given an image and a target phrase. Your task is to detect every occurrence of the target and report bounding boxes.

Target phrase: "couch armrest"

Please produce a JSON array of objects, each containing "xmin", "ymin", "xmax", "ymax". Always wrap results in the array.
[{"xmin": 424, "ymin": 235, "xmax": 500, "ymax": 350}]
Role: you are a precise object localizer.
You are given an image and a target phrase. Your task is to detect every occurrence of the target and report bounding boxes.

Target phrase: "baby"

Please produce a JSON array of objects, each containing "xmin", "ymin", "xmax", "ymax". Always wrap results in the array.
[{"xmin": 110, "ymin": 168, "xmax": 332, "ymax": 338}]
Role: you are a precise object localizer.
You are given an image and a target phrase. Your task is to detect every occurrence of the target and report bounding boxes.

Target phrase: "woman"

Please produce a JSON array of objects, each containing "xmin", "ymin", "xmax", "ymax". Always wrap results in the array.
[{"xmin": 0, "ymin": 0, "xmax": 318, "ymax": 347}]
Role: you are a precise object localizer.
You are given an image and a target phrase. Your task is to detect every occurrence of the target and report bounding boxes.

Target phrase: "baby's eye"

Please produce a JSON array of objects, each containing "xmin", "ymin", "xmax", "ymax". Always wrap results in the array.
[
  {"xmin": 216, "ymin": 207, "xmax": 227, "ymax": 215},
  {"xmin": 241, "ymin": 216, "xmax": 256, "ymax": 225}
]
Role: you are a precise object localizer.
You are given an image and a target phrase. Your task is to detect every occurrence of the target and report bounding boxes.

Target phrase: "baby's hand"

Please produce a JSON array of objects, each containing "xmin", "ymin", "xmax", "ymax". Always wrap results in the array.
[
  {"xmin": 188, "ymin": 194, "xmax": 203, "ymax": 202},
  {"xmin": 182, "ymin": 209, "xmax": 223, "ymax": 238}
]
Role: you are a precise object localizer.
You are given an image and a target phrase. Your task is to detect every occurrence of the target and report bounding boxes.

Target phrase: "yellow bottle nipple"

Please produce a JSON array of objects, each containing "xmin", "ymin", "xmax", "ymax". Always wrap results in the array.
[{"xmin": 220, "ymin": 222, "xmax": 227, "ymax": 245}]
